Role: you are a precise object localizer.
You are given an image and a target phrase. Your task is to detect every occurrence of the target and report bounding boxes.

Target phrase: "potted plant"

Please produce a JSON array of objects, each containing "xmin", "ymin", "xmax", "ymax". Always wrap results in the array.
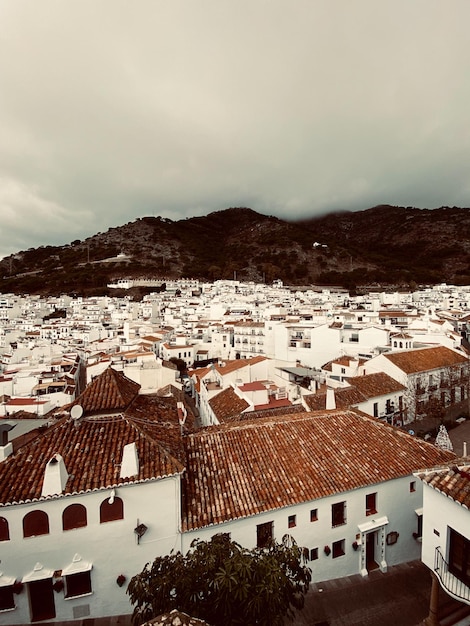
[
  {"xmin": 324, "ymin": 545, "xmax": 331, "ymax": 556},
  {"xmin": 116, "ymin": 574, "xmax": 126, "ymax": 587},
  {"xmin": 12, "ymin": 581, "xmax": 23, "ymax": 595}
]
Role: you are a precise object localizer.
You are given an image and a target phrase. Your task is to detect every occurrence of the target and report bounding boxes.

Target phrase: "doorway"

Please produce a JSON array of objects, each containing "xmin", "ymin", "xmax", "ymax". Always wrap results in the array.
[
  {"xmin": 366, "ymin": 531, "xmax": 379, "ymax": 572},
  {"xmin": 28, "ymin": 578, "xmax": 55, "ymax": 622}
]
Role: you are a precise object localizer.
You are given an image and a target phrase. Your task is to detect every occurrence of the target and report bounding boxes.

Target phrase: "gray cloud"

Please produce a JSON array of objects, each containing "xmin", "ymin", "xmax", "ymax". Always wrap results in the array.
[{"xmin": 1, "ymin": 0, "xmax": 469, "ymax": 258}]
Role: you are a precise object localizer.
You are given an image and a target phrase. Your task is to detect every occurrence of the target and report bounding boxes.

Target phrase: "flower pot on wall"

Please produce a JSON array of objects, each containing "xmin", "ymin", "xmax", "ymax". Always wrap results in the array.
[
  {"xmin": 13, "ymin": 581, "xmax": 23, "ymax": 595},
  {"xmin": 324, "ymin": 545, "xmax": 331, "ymax": 556}
]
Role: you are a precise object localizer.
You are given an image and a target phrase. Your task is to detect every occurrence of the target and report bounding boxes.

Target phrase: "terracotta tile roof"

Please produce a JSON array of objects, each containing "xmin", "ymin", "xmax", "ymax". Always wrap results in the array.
[
  {"xmin": 182, "ymin": 410, "xmax": 454, "ymax": 530},
  {"xmin": 332, "ymin": 355, "xmax": 358, "ymax": 366},
  {"xmin": 0, "ymin": 413, "xmax": 184, "ymax": 506},
  {"xmin": 70, "ymin": 367, "xmax": 140, "ymax": 416},
  {"xmin": 347, "ymin": 372, "xmax": 406, "ymax": 398},
  {"xmin": 390, "ymin": 331, "xmax": 413, "ymax": 339},
  {"xmin": 0, "ymin": 368, "xmax": 188, "ymax": 505},
  {"xmin": 209, "ymin": 387, "xmax": 250, "ymax": 423},
  {"xmin": 125, "ymin": 393, "xmax": 195, "ymax": 463},
  {"xmin": 303, "ymin": 386, "xmax": 366, "ymax": 410},
  {"xmin": 246, "ymin": 404, "xmax": 305, "ymax": 420},
  {"xmin": 7, "ymin": 398, "xmax": 48, "ymax": 407},
  {"xmin": 253, "ymin": 397, "xmax": 292, "ymax": 411},
  {"xmin": 239, "ymin": 381, "xmax": 266, "ymax": 392},
  {"xmin": 419, "ymin": 463, "xmax": 470, "ymax": 508},
  {"xmin": 379, "ymin": 310, "xmax": 415, "ymax": 318},
  {"xmin": 384, "ymin": 346, "xmax": 467, "ymax": 374},
  {"xmin": 215, "ymin": 356, "xmax": 267, "ymax": 376}
]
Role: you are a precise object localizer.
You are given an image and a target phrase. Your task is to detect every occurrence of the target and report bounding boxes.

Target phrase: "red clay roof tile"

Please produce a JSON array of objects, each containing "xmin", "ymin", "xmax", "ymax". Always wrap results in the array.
[
  {"xmin": 384, "ymin": 346, "xmax": 467, "ymax": 374},
  {"xmin": 420, "ymin": 463, "xmax": 470, "ymax": 508},
  {"xmin": 70, "ymin": 367, "xmax": 140, "ymax": 415},
  {"xmin": 182, "ymin": 410, "xmax": 454, "ymax": 530}
]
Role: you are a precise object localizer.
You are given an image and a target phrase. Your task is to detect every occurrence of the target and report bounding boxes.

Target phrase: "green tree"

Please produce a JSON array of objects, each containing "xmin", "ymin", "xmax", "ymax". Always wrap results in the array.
[
  {"xmin": 127, "ymin": 533, "xmax": 311, "ymax": 626},
  {"xmin": 169, "ymin": 357, "xmax": 188, "ymax": 376}
]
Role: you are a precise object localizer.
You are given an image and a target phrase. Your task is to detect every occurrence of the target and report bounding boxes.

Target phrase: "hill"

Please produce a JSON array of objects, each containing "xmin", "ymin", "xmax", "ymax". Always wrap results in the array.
[{"xmin": 1, "ymin": 205, "xmax": 470, "ymax": 296}]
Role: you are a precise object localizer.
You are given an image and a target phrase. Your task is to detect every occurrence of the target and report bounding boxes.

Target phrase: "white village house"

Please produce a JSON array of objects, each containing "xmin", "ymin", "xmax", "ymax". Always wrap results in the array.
[
  {"xmin": 418, "ymin": 462, "xmax": 470, "ymax": 624},
  {"xmin": 0, "ymin": 369, "xmax": 188, "ymax": 624},
  {"xmin": 363, "ymin": 345, "xmax": 469, "ymax": 424},
  {"xmin": 0, "ymin": 366, "xmax": 455, "ymax": 623}
]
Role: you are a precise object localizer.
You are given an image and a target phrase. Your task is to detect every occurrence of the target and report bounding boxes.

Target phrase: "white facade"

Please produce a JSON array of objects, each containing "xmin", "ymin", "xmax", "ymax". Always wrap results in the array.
[
  {"xmin": 182, "ymin": 475, "xmax": 424, "ymax": 583},
  {"xmin": 420, "ymin": 469, "xmax": 470, "ymax": 606},
  {"xmin": 0, "ymin": 478, "xmax": 181, "ymax": 624}
]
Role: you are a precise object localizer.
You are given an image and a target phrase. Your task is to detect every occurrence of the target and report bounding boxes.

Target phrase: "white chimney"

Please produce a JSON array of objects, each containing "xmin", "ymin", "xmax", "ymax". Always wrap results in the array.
[
  {"xmin": 41, "ymin": 453, "xmax": 69, "ymax": 497},
  {"xmin": 326, "ymin": 387, "xmax": 336, "ymax": 410},
  {"xmin": 0, "ymin": 443, "xmax": 13, "ymax": 462},
  {"xmin": 0, "ymin": 424, "xmax": 15, "ymax": 461},
  {"xmin": 120, "ymin": 442, "xmax": 139, "ymax": 479},
  {"xmin": 464, "ymin": 441, "xmax": 468, "ymax": 457}
]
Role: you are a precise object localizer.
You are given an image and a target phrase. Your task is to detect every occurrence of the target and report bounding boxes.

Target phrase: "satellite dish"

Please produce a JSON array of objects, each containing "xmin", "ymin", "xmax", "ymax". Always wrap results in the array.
[
  {"xmin": 408, "ymin": 429, "xmax": 415, "ymax": 436},
  {"xmin": 70, "ymin": 405, "xmax": 83, "ymax": 420}
]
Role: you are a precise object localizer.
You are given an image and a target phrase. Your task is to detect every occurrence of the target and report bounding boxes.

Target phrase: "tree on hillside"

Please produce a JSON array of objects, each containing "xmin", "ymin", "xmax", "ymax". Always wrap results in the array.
[{"xmin": 127, "ymin": 533, "xmax": 311, "ymax": 626}]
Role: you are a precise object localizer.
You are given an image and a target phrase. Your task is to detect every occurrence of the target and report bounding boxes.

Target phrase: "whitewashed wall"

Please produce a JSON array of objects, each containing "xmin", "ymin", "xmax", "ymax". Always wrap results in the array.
[
  {"xmin": 182, "ymin": 475, "xmax": 423, "ymax": 584},
  {"xmin": 0, "ymin": 476, "xmax": 181, "ymax": 624},
  {"xmin": 421, "ymin": 480, "xmax": 469, "ymax": 573}
]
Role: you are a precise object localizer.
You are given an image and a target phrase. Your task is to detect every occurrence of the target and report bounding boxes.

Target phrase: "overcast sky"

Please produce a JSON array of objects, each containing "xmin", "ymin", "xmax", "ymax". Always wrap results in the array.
[{"xmin": 1, "ymin": 1, "xmax": 469, "ymax": 259}]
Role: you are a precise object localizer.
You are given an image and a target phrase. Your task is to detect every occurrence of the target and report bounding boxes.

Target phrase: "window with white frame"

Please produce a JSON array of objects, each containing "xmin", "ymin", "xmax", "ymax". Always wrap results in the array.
[
  {"xmin": 256, "ymin": 521, "xmax": 273, "ymax": 548},
  {"xmin": 23, "ymin": 510, "xmax": 49, "ymax": 538},
  {"xmin": 0, "ymin": 574, "xmax": 15, "ymax": 612},
  {"xmin": 0, "ymin": 517, "xmax": 9, "ymax": 542},
  {"xmin": 366, "ymin": 493, "xmax": 377, "ymax": 516},
  {"xmin": 62, "ymin": 555, "xmax": 92, "ymax": 599},
  {"xmin": 332, "ymin": 501, "xmax": 346, "ymax": 527},
  {"xmin": 332, "ymin": 539, "xmax": 345, "ymax": 558}
]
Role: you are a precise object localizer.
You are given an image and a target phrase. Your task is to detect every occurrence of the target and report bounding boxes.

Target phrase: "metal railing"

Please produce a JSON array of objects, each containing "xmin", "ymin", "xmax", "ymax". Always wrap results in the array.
[{"xmin": 434, "ymin": 547, "xmax": 470, "ymax": 605}]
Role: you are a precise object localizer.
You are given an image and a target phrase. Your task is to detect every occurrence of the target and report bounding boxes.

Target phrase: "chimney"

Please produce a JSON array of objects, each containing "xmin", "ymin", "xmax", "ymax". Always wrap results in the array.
[
  {"xmin": 326, "ymin": 387, "xmax": 336, "ymax": 410},
  {"xmin": 464, "ymin": 441, "xmax": 468, "ymax": 457},
  {"xmin": 120, "ymin": 442, "xmax": 139, "ymax": 479},
  {"xmin": 41, "ymin": 453, "xmax": 69, "ymax": 497},
  {"xmin": 0, "ymin": 424, "xmax": 15, "ymax": 462}
]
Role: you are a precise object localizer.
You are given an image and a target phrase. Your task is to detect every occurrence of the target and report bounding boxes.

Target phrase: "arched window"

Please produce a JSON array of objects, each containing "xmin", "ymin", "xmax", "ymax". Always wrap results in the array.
[
  {"xmin": 23, "ymin": 510, "xmax": 49, "ymax": 538},
  {"xmin": 0, "ymin": 517, "xmax": 9, "ymax": 541},
  {"xmin": 100, "ymin": 496, "xmax": 123, "ymax": 523},
  {"xmin": 62, "ymin": 504, "xmax": 87, "ymax": 531}
]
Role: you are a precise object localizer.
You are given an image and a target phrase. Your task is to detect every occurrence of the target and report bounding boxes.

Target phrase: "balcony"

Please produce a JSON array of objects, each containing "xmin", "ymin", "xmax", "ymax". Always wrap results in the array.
[
  {"xmin": 434, "ymin": 547, "xmax": 470, "ymax": 606},
  {"xmin": 416, "ymin": 387, "xmax": 426, "ymax": 396}
]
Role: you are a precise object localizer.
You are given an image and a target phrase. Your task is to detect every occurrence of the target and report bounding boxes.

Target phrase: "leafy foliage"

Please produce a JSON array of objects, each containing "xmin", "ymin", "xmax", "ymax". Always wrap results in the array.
[{"xmin": 127, "ymin": 533, "xmax": 311, "ymax": 626}]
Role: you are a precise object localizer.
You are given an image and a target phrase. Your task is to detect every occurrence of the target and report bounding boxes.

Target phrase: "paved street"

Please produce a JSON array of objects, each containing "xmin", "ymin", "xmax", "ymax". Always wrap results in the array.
[
  {"xmin": 449, "ymin": 418, "xmax": 470, "ymax": 457},
  {"xmin": 289, "ymin": 560, "xmax": 432, "ymax": 626}
]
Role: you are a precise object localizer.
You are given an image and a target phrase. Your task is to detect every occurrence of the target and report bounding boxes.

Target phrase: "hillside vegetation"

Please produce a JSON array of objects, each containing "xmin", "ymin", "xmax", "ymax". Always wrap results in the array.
[{"xmin": 1, "ymin": 205, "xmax": 470, "ymax": 296}]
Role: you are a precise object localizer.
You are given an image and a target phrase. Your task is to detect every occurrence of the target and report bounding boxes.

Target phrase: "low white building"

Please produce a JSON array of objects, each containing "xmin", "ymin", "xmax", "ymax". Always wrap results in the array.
[
  {"xmin": 0, "ymin": 366, "xmax": 456, "ymax": 624},
  {"xmin": 418, "ymin": 462, "xmax": 470, "ymax": 621},
  {"xmin": 0, "ymin": 368, "xmax": 188, "ymax": 624},
  {"xmin": 363, "ymin": 345, "xmax": 469, "ymax": 423},
  {"xmin": 181, "ymin": 410, "xmax": 453, "ymax": 584}
]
